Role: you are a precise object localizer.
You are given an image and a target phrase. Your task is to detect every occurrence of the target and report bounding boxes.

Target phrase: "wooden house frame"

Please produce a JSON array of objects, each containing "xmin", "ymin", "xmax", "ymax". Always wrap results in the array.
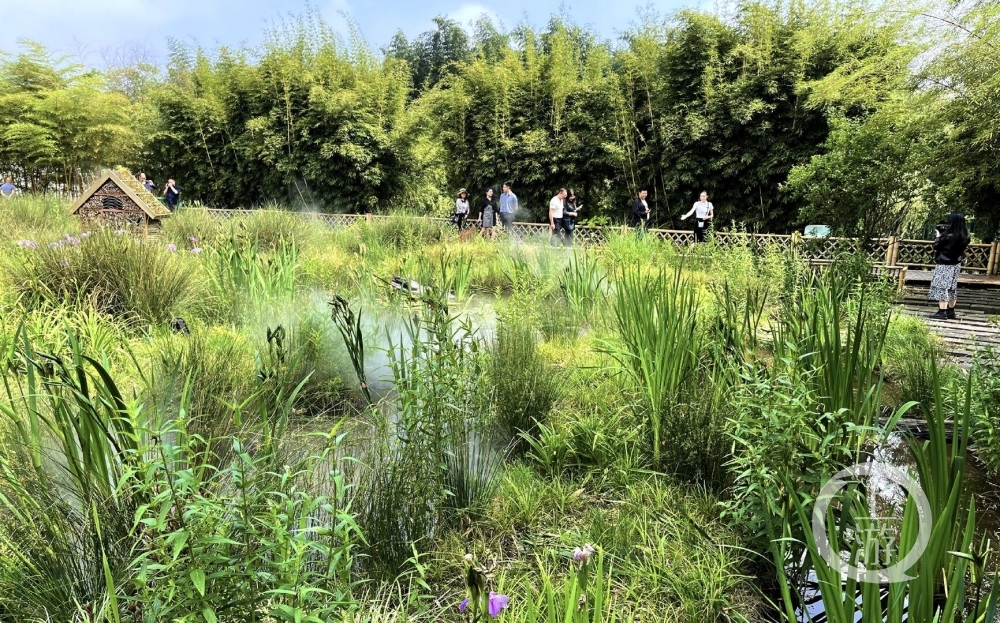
[{"xmin": 69, "ymin": 168, "xmax": 172, "ymax": 233}]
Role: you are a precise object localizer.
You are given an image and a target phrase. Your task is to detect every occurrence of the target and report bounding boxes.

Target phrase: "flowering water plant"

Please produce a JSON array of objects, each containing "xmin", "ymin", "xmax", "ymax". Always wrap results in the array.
[{"xmin": 461, "ymin": 554, "xmax": 510, "ymax": 620}]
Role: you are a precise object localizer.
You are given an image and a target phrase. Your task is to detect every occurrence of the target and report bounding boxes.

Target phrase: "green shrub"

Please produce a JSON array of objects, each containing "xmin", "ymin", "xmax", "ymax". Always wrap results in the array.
[{"xmin": 129, "ymin": 418, "xmax": 363, "ymax": 622}]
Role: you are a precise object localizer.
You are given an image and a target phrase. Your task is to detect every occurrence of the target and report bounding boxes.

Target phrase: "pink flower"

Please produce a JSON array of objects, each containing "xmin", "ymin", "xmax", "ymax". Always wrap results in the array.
[
  {"xmin": 189, "ymin": 236, "xmax": 199, "ymax": 244},
  {"xmin": 166, "ymin": 244, "xmax": 177, "ymax": 252}
]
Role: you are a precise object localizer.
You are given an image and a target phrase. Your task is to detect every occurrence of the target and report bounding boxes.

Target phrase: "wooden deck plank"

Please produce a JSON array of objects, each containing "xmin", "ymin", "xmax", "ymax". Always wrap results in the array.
[
  {"xmin": 897, "ymin": 300, "xmax": 1000, "ymax": 366},
  {"xmin": 905, "ymin": 271, "xmax": 1000, "ymax": 286}
]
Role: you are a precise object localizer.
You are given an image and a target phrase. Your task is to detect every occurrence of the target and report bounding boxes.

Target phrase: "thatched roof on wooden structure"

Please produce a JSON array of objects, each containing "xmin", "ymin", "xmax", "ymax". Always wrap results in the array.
[{"xmin": 70, "ymin": 168, "xmax": 172, "ymax": 225}]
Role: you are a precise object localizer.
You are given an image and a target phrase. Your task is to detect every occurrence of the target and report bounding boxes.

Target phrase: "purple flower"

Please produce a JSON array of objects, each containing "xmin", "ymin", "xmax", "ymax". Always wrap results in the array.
[
  {"xmin": 488, "ymin": 593, "xmax": 510, "ymax": 617},
  {"xmin": 190, "ymin": 247, "xmax": 202, "ymax": 254},
  {"xmin": 459, "ymin": 598, "xmax": 470, "ymax": 613},
  {"xmin": 166, "ymin": 243, "xmax": 177, "ymax": 252},
  {"xmin": 189, "ymin": 236, "xmax": 199, "ymax": 244},
  {"xmin": 65, "ymin": 236, "xmax": 81, "ymax": 246},
  {"xmin": 49, "ymin": 241, "xmax": 63, "ymax": 249},
  {"xmin": 16, "ymin": 240, "xmax": 37, "ymax": 249},
  {"xmin": 572, "ymin": 544, "xmax": 597, "ymax": 567}
]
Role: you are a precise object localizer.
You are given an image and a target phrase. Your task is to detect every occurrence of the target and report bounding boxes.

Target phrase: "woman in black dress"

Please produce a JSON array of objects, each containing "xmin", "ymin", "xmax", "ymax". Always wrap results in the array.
[
  {"xmin": 477, "ymin": 188, "xmax": 496, "ymax": 240},
  {"xmin": 928, "ymin": 212, "xmax": 971, "ymax": 320}
]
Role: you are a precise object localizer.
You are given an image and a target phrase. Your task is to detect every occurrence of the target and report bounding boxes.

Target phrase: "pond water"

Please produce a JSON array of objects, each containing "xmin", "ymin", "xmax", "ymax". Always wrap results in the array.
[{"xmin": 794, "ymin": 431, "xmax": 1000, "ymax": 622}]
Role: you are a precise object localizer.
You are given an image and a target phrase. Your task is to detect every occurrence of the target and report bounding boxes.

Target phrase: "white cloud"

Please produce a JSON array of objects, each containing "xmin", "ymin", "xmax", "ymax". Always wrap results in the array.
[{"xmin": 447, "ymin": 3, "xmax": 502, "ymax": 31}]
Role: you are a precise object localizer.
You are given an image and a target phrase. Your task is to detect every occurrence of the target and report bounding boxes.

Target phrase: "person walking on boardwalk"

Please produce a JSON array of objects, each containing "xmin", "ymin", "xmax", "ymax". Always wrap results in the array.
[
  {"xmin": 454, "ymin": 188, "xmax": 470, "ymax": 232},
  {"xmin": 630, "ymin": 187, "xmax": 650, "ymax": 232},
  {"xmin": 549, "ymin": 188, "xmax": 567, "ymax": 245},
  {"xmin": 928, "ymin": 212, "xmax": 971, "ymax": 320},
  {"xmin": 498, "ymin": 181, "xmax": 519, "ymax": 237},
  {"xmin": 477, "ymin": 188, "xmax": 497, "ymax": 240},
  {"xmin": 562, "ymin": 190, "xmax": 581, "ymax": 247},
  {"xmin": 681, "ymin": 191, "xmax": 714, "ymax": 242}
]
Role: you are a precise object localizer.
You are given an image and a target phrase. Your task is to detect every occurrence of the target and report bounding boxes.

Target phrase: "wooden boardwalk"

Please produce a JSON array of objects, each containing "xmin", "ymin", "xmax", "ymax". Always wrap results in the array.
[{"xmin": 900, "ymin": 288, "xmax": 1000, "ymax": 368}]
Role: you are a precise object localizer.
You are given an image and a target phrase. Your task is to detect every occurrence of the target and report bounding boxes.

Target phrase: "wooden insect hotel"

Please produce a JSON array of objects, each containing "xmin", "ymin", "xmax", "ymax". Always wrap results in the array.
[{"xmin": 69, "ymin": 168, "xmax": 172, "ymax": 234}]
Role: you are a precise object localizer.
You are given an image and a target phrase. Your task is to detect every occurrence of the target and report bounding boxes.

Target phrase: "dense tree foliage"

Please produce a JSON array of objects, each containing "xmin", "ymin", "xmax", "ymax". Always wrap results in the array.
[{"xmin": 0, "ymin": 1, "xmax": 998, "ymax": 237}]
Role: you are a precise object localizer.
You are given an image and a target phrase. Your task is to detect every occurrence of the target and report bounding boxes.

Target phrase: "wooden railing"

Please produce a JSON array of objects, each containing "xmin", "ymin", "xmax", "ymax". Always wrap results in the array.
[{"xmin": 200, "ymin": 209, "xmax": 1000, "ymax": 276}]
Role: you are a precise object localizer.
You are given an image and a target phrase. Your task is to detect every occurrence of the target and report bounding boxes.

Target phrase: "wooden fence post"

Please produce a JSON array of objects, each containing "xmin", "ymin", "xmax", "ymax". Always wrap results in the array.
[
  {"xmin": 886, "ymin": 236, "xmax": 898, "ymax": 267},
  {"xmin": 791, "ymin": 231, "xmax": 802, "ymax": 255},
  {"xmin": 988, "ymin": 241, "xmax": 999, "ymax": 276}
]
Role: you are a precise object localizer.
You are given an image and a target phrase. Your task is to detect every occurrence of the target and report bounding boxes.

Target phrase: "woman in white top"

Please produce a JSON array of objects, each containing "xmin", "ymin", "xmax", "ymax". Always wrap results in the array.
[
  {"xmin": 680, "ymin": 191, "xmax": 714, "ymax": 242},
  {"xmin": 454, "ymin": 188, "xmax": 470, "ymax": 232}
]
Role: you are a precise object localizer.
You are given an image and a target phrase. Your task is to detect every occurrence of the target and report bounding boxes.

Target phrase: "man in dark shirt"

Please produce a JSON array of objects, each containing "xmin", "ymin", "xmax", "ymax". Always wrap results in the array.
[
  {"xmin": 163, "ymin": 179, "xmax": 180, "ymax": 210},
  {"xmin": 631, "ymin": 187, "xmax": 650, "ymax": 231}
]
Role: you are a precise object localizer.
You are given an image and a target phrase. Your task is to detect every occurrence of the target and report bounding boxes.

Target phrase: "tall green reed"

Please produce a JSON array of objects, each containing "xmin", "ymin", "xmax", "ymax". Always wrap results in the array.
[
  {"xmin": 0, "ymin": 326, "xmax": 139, "ymax": 620},
  {"xmin": 603, "ymin": 265, "xmax": 699, "ymax": 467},
  {"xmin": 559, "ymin": 250, "xmax": 606, "ymax": 322}
]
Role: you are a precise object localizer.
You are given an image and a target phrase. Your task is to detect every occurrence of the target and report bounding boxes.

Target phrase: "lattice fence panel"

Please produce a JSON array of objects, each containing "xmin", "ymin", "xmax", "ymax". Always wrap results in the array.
[
  {"xmin": 800, "ymin": 236, "xmax": 864, "ymax": 262},
  {"xmin": 963, "ymin": 245, "xmax": 992, "ymax": 272},
  {"xmin": 895, "ymin": 240, "xmax": 936, "ymax": 268},
  {"xmin": 205, "ymin": 209, "xmax": 243, "ymax": 220}
]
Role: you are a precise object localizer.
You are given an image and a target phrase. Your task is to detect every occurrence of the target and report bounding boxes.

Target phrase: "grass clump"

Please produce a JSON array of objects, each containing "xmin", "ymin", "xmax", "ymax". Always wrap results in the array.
[{"xmin": 5, "ymin": 229, "xmax": 200, "ymax": 326}]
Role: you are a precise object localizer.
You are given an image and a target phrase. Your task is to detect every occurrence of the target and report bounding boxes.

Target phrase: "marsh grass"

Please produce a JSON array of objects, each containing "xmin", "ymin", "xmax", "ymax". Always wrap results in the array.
[
  {"xmin": 0, "ymin": 194, "xmax": 78, "ymax": 243},
  {"xmin": 490, "ymin": 320, "xmax": 560, "ymax": 452},
  {"xmin": 6, "ymin": 229, "xmax": 200, "ymax": 325}
]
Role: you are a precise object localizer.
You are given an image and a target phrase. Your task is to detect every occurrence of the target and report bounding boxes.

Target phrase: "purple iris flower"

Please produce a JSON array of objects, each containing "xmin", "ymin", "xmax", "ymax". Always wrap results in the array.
[
  {"xmin": 190, "ymin": 247, "xmax": 202, "ymax": 254},
  {"xmin": 189, "ymin": 236, "xmax": 199, "ymax": 244},
  {"xmin": 65, "ymin": 236, "xmax": 81, "ymax": 246},
  {"xmin": 49, "ymin": 241, "xmax": 62, "ymax": 249},
  {"xmin": 166, "ymin": 244, "xmax": 177, "ymax": 252},
  {"xmin": 488, "ymin": 593, "xmax": 510, "ymax": 617},
  {"xmin": 16, "ymin": 240, "xmax": 37, "ymax": 249},
  {"xmin": 459, "ymin": 597, "xmax": 470, "ymax": 613}
]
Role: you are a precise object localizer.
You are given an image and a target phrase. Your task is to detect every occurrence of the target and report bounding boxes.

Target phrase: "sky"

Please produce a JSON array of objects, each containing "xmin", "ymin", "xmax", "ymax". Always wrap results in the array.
[{"xmin": 0, "ymin": 0, "xmax": 701, "ymax": 66}]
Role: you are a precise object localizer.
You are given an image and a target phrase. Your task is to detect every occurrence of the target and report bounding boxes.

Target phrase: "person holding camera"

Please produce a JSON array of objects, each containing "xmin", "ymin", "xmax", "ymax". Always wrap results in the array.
[
  {"xmin": 163, "ymin": 179, "xmax": 181, "ymax": 211},
  {"xmin": 928, "ymin": 212, "xmax": 971, "ymax": 320}
]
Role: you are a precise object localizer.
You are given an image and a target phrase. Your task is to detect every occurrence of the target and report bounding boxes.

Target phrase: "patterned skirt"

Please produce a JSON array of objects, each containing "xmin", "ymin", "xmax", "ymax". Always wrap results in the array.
[
  {"xmin": 481, "ymin": 208, "xmax": 495, "ymax": 228},
  {"xmin": 928, "ymin": 264, "xmax": 961, "ymax": 302}
]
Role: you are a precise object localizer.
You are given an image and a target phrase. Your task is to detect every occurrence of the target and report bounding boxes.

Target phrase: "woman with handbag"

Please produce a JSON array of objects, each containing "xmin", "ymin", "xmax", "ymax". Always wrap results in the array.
[{"xmin": 928, "ymin": 212, "xmax": 971, "ymax": 320}]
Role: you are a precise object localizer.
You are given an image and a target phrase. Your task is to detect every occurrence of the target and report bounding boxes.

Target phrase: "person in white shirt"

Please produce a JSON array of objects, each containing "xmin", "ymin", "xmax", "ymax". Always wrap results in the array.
[
  {"xmin": 549, "ymin": 188, "xmax": 567, "ymax": 244},
  {"xmin": 680, "ymin": 191, "xmax": 714, "ymax": 242},
  {"xmin": 454, "ymin": 188, "xmax": 470, "ymax": 232}
]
